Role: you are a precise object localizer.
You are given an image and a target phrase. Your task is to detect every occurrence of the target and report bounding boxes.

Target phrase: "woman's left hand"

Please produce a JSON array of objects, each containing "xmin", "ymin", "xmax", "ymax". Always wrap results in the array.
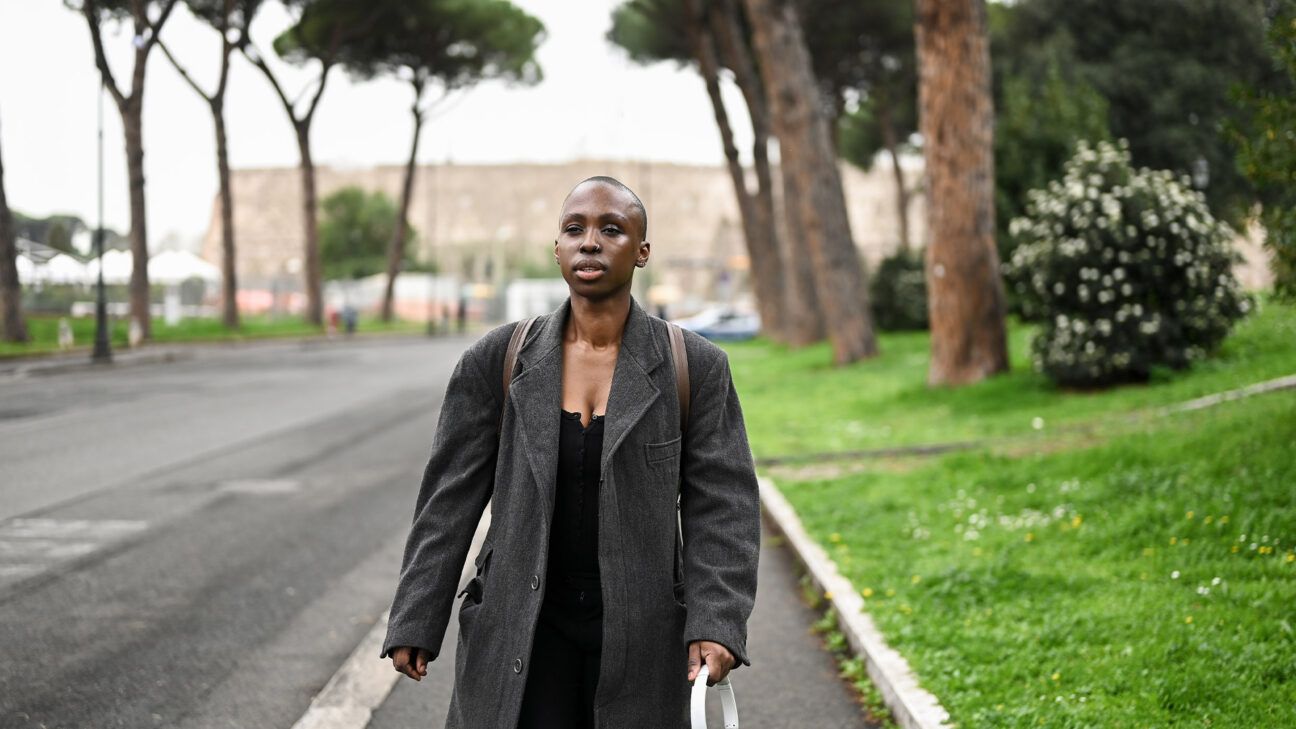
[{"xmin": 687, "ymin": 640, "xmax": 736, "ymax": 685}]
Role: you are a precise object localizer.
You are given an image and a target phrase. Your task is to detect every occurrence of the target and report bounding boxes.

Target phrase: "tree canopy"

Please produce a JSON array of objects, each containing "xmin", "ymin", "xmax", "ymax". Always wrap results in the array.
[
  {"xmin": 992, "ymin": 0, "xmax": 1295, "ymax": 223},
  {"xmin": 319, "ymin": 187, "xmax": 417, "ymax": 280},
  {"xmin": 1229, "ymin": 11, "xmax": 1296, "ymax": 297},
  {"xmin": 277, "ymin": 0, "xmax": 543, "ymax": 89}
]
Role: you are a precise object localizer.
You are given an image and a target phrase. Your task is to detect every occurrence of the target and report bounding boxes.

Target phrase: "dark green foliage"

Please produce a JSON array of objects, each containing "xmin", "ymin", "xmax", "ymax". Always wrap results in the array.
[
  {"xmin": 992, "ymin": 0, "xmax": 1293, "ymax": 224},
  {"xmin": 1005, "ymin": 141, "xmax": 1252, "ymax": 387},
  {"xmin": 607, "ymin": 0, "xmax": 688, "ymax": 66},
  {"xmin": 275, "ymin": 0, "xmax": 542, "ymax": 87},
  {"xmin": 802, "ymin": 0, "xmax": 916, "ymax": 126},
  {"xmin": 13, "ymin": 212, "xmax": 84, "ymax": 254},
  {"xmin": 994, "ymin": 61, "xmax": 1111, "ymax": 260},
  {"xmin": 869, "ymin": 248, "xmax": 928, "ymax": 331},
  {"xmin": 319, "ymin": 187, "xmax": 416, "ymax": 280},
  {"xmin": 1229, "ymin": 13, "xmax": 1296, "ymax": 299},
  {"xmin": 838, "ymin": 104, "xmax": 885, "ymax": 172},
  {"xmin": 838, "ymin": 92, "xmax": 918, "ymax": 172},
  {"xmin": 183, "ymin": 0, "xmax": 261, "ymax": 37}
]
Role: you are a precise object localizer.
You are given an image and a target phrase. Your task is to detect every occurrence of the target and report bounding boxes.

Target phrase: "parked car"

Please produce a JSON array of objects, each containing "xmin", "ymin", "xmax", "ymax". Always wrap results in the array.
[{"xmin": 673, "ymin": 307, "xmax": 761, "ymax": 341}]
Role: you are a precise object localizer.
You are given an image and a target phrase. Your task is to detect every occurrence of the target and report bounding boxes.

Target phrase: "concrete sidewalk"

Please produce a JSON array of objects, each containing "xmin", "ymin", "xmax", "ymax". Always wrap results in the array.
[{"xmin": 365, "ymin": 520, "xmax": 878, "ymax": 729}]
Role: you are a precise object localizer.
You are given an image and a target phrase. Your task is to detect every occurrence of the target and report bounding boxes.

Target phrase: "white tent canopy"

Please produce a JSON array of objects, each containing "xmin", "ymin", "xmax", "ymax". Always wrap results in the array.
[
  {"xmin": 17, "ymin": 252, "xmax": 89, "ymax": 285},
  {"xmin": 84, "ymin": 249, "xmax": 133, "ymax": 285},
  {"xmin": 147, "ymin": 250, "xmax": 221, "ymax": 285},
  {"xmin": 45, "ymin": 253, "xmax": 89, "ymax": 284}
]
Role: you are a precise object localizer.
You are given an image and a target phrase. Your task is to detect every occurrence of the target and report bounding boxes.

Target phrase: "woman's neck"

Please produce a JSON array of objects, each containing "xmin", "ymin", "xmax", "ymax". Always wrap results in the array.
[{"xmin": 566, "ymin": 292, "xmax": 631, "ymax": 349}]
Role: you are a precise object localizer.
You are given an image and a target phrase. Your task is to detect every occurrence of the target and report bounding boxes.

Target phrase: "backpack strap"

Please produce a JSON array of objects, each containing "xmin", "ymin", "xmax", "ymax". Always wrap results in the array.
[
  {"xmin": 667, "ymin": 322, "xmax": 690, "ymax": 433},
  {"xmin": 666, "ymin": 321, "xmax": 690, "ymax": 560},
  {"xmin": 499, "ymin": 316, "xmax": 539, "ymax": 434}
]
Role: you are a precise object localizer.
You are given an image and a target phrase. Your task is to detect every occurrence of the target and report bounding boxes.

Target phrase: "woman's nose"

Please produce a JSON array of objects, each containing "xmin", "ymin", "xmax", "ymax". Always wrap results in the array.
[{"xmin": 579, "ymin": 233, "xmax": 601, "ymax": 253}]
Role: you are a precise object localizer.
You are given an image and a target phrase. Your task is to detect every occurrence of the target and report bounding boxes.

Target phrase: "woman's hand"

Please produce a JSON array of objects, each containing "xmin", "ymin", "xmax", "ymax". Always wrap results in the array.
[
  {"xmin": 687, "ymin": 640, "xmax": 735, "ymax": 685},
  {"xmin": 390, "ymin": 646, "xmax": 433, "ymax": 681}
]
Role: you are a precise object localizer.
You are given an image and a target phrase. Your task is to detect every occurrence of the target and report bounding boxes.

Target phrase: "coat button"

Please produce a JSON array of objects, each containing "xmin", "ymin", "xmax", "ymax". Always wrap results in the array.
[
  {"xmin": 530, "ymin": 574, "xmax": 540, "ymax": 590},
  {"xmin": 513, "ymin": 657, "xmax": 523, "ymax": 673}
]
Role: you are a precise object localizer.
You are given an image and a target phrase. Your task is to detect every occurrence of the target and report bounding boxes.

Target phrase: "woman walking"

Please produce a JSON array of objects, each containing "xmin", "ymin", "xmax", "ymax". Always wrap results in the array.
[{"xmin": 381, "ymin": 176, "xmax": 761, "ymax": 728}]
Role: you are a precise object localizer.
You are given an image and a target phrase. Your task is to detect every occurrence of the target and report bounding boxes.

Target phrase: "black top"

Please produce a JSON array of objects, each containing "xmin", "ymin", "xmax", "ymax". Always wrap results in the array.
[{"xmin": 546, "ymin": 409, "xmax": 604, "ymax": 582}]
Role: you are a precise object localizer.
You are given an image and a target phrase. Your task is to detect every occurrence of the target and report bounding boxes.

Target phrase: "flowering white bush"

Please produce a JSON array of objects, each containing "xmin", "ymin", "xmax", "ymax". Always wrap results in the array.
[{"xmin": 1004, "ymin": 140, "xmax": 1252, "ymax": 386}]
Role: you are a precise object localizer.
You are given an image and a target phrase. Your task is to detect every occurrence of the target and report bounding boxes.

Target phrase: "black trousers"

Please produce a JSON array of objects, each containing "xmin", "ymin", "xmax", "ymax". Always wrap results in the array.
[{"xmin": 516, "ymin": 572, "xmax": 604, "ymax": 729}]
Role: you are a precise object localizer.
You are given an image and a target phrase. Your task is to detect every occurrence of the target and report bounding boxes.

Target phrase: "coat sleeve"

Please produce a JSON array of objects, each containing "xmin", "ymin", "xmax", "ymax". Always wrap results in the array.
[
  {"xmin": 679, "ymin": 350, "xmax": 761, "ymax": 668},
  {"xmin": 380, "ymin": 345, "xmax": 500, "ymax": 660}
]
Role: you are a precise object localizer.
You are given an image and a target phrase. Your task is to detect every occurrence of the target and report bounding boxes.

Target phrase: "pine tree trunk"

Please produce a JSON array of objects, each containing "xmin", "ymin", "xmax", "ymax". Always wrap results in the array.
[
  {"xmin": 915, "ymin": 0, "xmax": 1009, "ymax": 385},
  {"xmin": 713, "ymin": 0, "xmax": 818, "ymax": 344},
  {"xmin": 122, "ymin": 97, "xmax": 152, "ymax": 341},
  {"xmin": 383, "ymin": 103, "xmax": 424, "ymax": 323},
  {"xmin": 0, "ymin": 124, "xmax": 29, "ymax": 343},
  {"xmin": 777, "ymin": 170, "xmax": 826, "ymax": 345},
  {"xmin": 744, "ymin": 0, "xmax": 877, "ymax": 363},
  {"xmin": 213, "ymin": 100, "xmax": 239, "ymax": 329},
  {"xmin": 295, "ymin": 123, "xmax": 323, "ymax": 327},
  {"xmin": 685, "ymin": 0, "xmax": 786, "ymax": 344}
]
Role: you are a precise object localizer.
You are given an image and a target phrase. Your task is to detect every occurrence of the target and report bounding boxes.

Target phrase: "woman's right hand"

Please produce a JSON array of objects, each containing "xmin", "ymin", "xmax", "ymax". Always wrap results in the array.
[{"xmin": 390, "ymin": 646, "xmax": 433, "ymax": 681}]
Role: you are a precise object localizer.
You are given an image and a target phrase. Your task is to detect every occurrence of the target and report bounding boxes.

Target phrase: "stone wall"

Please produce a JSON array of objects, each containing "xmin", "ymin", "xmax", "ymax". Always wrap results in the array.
[{"xmin": 200, "ymin": 157, "xmax": 925, "ymax": 306}]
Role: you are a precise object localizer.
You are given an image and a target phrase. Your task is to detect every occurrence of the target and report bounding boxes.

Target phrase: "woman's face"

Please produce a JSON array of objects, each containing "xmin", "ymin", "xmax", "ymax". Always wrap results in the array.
[{"xmin": 554, "ymin": 181, "xmax": 650, "ymax": 299}]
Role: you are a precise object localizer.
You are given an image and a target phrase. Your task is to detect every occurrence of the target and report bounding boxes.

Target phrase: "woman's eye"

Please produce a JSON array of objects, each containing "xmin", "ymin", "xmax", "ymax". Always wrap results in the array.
[
  {"xmin": 564, "ymin": 225, "xmax": 581, "ymax": 234},
  {"xmin": 603, "ymin": 227, "xmax": 622, "ymax": 235}
]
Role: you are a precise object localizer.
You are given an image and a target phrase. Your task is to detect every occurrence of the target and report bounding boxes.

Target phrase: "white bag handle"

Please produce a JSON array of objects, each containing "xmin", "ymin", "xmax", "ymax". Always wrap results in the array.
[{"xmin": 690, "ymin": 664, "xmax": 739, "ymax": 729}]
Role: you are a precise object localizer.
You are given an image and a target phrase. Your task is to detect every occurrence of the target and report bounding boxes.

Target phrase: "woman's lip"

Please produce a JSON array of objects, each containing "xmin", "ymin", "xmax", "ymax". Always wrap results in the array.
[{"xmin": 575, "ymin": 268, "xmax": 605, "ymax": 281}]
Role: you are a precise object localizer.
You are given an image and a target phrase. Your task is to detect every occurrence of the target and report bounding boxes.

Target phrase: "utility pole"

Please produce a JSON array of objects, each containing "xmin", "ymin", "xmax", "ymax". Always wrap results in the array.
[{"xmin": 92, "ymin": 74, "xmax": 112, "ymax": 364}]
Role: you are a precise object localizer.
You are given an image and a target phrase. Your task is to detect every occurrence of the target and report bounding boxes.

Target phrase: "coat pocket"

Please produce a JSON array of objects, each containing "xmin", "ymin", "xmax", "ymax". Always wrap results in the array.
[
  {"xmin": 644, "ymin": 435, "xmax": 683, "ymax": 466},
  {"xmin": 458, "ymin": 545, "xmax": 493, "ymax": 606}
]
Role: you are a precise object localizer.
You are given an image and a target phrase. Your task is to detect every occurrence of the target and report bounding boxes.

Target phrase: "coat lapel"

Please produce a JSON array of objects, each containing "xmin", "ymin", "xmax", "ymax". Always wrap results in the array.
[
  {"xmin": 508, "ymin": 298, "xmax": 567, "ymax": 519},
  {"xmin": 507, "ymin": 295, "xmax": 666, "ymax": 516},
  {"xmin": 599, "ymin": 297, "xmax": 665, "ymax": 476}
]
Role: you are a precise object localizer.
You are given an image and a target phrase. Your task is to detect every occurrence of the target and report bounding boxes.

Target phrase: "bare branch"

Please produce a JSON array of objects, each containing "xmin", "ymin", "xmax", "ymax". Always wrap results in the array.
[
  {"xmin": 422, "ymin": 85, "xmax": 473, "ymax": 122},
  {"xmin": 302, "ymin": 61, "xmax": 334, "ymax": 124},
  {"xmin": 157, "ymin": 37, "xmax": 214, "ymax": 102},
  {"xmin": 241, "ymin": 42, "xmax": 297, "ymax": 118},
  {"xmin": 213, "ymin": 0, "xmax": 235, "ymax": 100},
  {"xmin": 143, "ymin": 0, "xmax": 181, "ymax": 52},
  {"xmin": 80, "ymin": 0, "xmax": 126, "ymax": 107}
]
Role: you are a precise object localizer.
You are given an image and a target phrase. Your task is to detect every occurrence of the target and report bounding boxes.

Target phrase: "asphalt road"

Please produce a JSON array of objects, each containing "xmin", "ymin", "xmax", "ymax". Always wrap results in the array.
[{"xmin": 0, "ymin": 336, "xmax": 875, "ymax": 729}]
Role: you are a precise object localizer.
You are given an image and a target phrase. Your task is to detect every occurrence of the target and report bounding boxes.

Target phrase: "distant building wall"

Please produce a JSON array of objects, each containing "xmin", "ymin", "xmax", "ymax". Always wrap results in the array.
[{"xmin": 200, "ymin": 157, "xmax": 926, "ymax": 310}]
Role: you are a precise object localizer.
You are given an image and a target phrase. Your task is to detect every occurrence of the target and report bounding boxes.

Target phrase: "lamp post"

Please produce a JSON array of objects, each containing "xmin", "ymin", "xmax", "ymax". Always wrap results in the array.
[{"xmin": 92, "ymin": 73, "xmax": 111, "ymax": 364}]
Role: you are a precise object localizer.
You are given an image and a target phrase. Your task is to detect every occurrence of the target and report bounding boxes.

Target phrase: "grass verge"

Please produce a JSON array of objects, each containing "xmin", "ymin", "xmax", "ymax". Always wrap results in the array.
[
  {"xmin": 725, "ymin": 297, "xmax": 1296, "ymax": 459},
  {"xmin": 0, "ymin": 314, "xmax": 425, "ymax": 358},
  {"xmin": 731, "ymin": 298, "xmax": 1296, "ymax": 728}
]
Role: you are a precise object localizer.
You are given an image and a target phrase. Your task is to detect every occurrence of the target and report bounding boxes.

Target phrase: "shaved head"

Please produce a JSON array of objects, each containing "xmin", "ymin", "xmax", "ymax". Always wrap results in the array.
[{"xmin": 563, "ymin": 176, "xmax": 648, "ymax": 240}]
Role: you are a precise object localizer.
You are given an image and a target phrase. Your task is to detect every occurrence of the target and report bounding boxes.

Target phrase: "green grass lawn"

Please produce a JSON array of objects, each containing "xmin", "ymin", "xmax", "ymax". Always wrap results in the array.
[
  {"xmin": 729, "ymin": 298, "xmax": 1296, "ymax": 728},
  {"xmin": 0, "ymin": 313, "xmax": 425, "ymax": 358},
  {"xmin": 725, "ymin": 297, "xmax": 1296, "ymax": 459}
]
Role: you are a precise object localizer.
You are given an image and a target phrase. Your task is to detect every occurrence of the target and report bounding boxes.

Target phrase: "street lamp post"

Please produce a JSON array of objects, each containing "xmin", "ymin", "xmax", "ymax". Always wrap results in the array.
[{"xmin": 92, "ymin": 73, "xmax": 111, "ymax": 364}]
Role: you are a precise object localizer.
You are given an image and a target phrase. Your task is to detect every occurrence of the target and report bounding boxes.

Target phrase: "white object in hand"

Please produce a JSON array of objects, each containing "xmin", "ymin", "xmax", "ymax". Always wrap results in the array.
[{"xmin": 690, "ymin": 663, "xmax": 739, "ymax": 729}]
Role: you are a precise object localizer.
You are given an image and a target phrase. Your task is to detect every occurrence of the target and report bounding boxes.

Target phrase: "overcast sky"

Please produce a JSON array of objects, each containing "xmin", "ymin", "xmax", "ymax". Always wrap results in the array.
[{"xmin": 0, "ymin": 1, "xmax": 752, "ymax": 250}]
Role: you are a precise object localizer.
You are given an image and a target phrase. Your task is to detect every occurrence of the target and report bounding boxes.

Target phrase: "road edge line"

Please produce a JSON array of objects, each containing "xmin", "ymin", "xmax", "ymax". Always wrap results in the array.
[
  {"xmin": 289, "ymin": 506, "xmax": 491, "ymax": 729},
  {"xmin": 759, "ymin": 476, "xmax": 951, "ymax": 729}
]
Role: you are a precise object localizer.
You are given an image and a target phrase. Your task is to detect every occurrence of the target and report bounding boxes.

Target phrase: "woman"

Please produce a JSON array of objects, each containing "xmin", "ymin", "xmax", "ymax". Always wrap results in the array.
[{"xmin": 381, "ymin": 176, "xmax": 761, "ymax": 728}]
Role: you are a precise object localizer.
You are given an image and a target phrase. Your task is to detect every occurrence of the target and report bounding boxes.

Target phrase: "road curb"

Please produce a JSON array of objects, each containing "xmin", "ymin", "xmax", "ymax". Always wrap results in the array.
[{"xmin": 759, "ymin": 476, "xmax": 951, "ymax": 729}]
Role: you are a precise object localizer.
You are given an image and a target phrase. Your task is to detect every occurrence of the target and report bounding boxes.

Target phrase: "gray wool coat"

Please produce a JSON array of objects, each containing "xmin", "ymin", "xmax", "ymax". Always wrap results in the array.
[{"xmin": 380, "ymin": 295, "xmax": 762, "ymax": 729}]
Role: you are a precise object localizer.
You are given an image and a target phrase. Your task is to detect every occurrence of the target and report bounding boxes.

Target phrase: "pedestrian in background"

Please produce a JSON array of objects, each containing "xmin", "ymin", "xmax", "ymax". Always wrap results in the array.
[{"xmin": 382, "ymin": 176, "xmax": 761, "ymax": 728}]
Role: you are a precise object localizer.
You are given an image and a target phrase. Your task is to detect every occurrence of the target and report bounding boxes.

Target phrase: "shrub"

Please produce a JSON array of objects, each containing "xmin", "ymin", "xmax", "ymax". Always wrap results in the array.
[
  {"xmin": 1004, "ymin": 139, "xmax": 1252, "ymax": 387},
  {"xmin": 869, "ymin": 248, "xmax": 928, "ymax": 331}
]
